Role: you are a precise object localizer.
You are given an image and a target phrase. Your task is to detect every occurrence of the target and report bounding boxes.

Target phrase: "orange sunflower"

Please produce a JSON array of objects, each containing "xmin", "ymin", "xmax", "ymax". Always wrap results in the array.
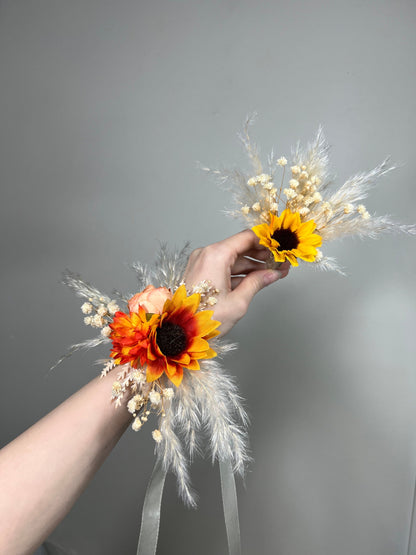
[
  {"xmin": 252, "ymin": 209, "xmax": 322, "ymax": 266},
  {"xmin": 109, "ymin": 306, "xmax": 159, "ymax": 368},
  {"xmin": 146, "ymin": 285, "xmax": 221, "ymax": 386}
]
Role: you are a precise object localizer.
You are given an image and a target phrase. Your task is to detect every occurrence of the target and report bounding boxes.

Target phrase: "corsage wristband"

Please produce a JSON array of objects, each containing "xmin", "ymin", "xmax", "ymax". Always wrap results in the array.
[{"xmin": 55, "ymin": 245, "xmax": 248, "ymax": 555}]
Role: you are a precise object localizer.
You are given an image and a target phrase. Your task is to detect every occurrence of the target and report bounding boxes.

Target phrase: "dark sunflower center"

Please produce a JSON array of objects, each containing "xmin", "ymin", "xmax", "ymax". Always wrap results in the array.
[
  {"xmin": 272, "ymin": 228, "xmax": 299, "ymax": 251},
  {"xmin": 156, "ymin": 322, "xmax": 187, "ymax": 357}
]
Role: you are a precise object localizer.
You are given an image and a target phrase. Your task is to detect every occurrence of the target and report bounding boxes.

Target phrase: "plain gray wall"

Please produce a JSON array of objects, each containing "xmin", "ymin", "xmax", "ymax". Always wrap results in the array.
[{"xmin": 1, "ymin": 1, "xmax": 416, "ymax": 554}]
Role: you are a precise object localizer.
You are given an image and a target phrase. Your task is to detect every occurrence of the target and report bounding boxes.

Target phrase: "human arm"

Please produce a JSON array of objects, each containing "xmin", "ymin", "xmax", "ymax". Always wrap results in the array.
[{"xmin": 0, "ymin": 230, "xmax": 289, "ymax": 554}]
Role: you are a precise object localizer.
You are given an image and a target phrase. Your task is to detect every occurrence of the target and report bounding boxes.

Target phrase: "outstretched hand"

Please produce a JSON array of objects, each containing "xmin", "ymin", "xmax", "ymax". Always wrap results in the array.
[{"xmin": 182, "ymin": 229, "xmax": 290, "ymax": 335}]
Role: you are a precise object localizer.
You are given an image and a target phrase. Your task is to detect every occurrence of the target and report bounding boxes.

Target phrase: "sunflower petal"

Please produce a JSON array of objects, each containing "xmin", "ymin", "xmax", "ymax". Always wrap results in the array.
[{"xmin": 168, "ymin": 367, "xmax": 184, "ymax": 387}]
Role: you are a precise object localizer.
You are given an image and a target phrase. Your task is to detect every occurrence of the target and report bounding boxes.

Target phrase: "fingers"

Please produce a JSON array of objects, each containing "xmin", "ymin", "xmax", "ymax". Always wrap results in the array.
[
  {"xmin": 230, "ymin": 276, "xmax": 244, "ymax": 290},
  {"xmin": 230, "ymin": 262, "xmax": 290, "ymax": 303},
  {"xmin": 220, "ymin": 229, "xmax": 265, "ymax": 258},
  {"xmin": 230, "ymin": 255, "xmax": 266, "ymax": 275}
]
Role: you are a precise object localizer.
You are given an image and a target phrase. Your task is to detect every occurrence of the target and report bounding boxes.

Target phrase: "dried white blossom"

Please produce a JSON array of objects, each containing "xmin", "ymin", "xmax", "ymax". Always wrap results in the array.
[
  {"xmin": 132, "ymin": 370, "xmax": 146, "ymax": 384},
  {"xmin": 277, "ymin": 157, "xmax": 287, "ymax": 166},
  {"xmin": 241, "ymin": 205, "xmax": 250, "ymax": 215},
  {"xmin": 112, "ymin": 381, "xmax": 122, "ymax": 395},
  {"xmin": 152, "ymin": 429, "xmax": 163, "ymax": 443},
  {"xmin": 259, "ymin": 173, "xmax": 271, "ymax": 183},
  {"xmin": 92, "ymin": 314, "xmax": 105, "ymax": 328},
  {"xmin": 149, "ymin": 390, "xmax": 161, "ymax": 407},
  {"xmin": 132, "ymin": 418, "xmax": 142, "ymax": 431},
  {"xmin": 81, "ymin": 302, "xmax": 93, "ymax": 314},
  {"xmin": 163, "ymin": 388, "xmax": 174, "ymax": 400},
  {"xmin": 284, "ymin": 188, "xmax": 297, "ymax": 199},
  {"xmin": 107, "ymin": 301, "xmax": 119, "ymax": 315},
  {"xmin": 101, "ymin": 326, "xmax": 111, "ymax": 338},
  {"xmin": 97, "ymin": 305, "xmax": 108, "ymax": 317}
]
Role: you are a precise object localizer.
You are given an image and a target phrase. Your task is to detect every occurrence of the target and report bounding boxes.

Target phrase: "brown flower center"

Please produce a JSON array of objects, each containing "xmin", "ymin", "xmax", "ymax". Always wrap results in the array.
[
  {"xmin": 156, "ymin": 322, "xmax": 187, "ymax": 357},
  {"xmin": 272, "ymin": 228, "xmax": 299, "ymax": 251}
]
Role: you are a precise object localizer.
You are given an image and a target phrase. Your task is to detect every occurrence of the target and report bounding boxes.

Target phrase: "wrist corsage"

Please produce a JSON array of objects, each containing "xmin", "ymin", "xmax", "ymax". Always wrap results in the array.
[{"xmin": 55, "ymin": 245, "xmax": 248, "ymax": 555}]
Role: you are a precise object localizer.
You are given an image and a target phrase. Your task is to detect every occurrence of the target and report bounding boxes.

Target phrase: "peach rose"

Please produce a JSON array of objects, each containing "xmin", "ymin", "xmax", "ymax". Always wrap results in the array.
[{"xmin": 128, "ymin": 285, "xmax": 172, "ymax": 314}]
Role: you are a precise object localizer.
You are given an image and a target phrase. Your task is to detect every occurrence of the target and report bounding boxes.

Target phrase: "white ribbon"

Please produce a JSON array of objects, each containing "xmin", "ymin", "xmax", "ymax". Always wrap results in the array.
[
  {"xmin": 136, "ymin": 458, "xmax": 241, "ymax": 554},
  {"xmin": 136, "ymin": 458, "xmax": 168, "ymax": 555}
]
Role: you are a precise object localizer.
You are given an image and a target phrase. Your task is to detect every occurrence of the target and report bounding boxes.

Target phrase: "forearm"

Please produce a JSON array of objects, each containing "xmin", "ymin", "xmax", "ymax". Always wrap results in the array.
[{"xmin": 0, "ymin": 368, "xmax": 131, "ymax": 555}]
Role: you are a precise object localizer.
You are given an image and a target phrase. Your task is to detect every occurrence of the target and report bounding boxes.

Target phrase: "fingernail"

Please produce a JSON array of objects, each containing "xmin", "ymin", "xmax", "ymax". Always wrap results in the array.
[{"xmin": 264, "ymin": 271, "xmax": 281, "ymax": 285}]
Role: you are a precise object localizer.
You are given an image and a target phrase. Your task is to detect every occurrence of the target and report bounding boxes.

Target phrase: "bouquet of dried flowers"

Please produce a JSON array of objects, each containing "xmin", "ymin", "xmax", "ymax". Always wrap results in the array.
[{"xmin": 202, "ymin": 114, "xmax": 415, "ymax": 272}]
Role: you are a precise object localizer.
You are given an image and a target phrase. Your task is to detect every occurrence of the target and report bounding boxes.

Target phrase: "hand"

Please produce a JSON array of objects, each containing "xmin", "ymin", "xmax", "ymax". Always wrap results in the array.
[{"xmin": 182, "ymin": 229, "xmax": 290, "ymax": 335}]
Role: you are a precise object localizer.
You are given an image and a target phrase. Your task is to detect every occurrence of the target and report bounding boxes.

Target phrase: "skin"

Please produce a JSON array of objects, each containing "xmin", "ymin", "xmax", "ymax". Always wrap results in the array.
[{"xmin": 0, "ymin": 230, "xmax": 289, "ymax": 555}]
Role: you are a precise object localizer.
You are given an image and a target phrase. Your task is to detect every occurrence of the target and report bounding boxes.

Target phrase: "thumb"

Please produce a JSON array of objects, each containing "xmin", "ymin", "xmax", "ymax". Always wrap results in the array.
[{"xmin": 231, "ymin": 268, "xmax": 284, "ymax": 307}]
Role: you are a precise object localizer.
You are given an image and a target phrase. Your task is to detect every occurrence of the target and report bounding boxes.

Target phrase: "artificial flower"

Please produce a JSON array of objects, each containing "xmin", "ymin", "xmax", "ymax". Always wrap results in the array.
[
  {"xmin": 252, "ymin": 209, "xmax": 322, "ymax": 266},
  {"xmin": 109, "ymin": 306, "xmax": 159, "ymax": 368},
  {"xmin": 128, "ymin": 284, "xmax": 172, "ymax": 314},
  {"xmin": 146, "ymin": 285, "xmax": 221, "ymax": 386}
]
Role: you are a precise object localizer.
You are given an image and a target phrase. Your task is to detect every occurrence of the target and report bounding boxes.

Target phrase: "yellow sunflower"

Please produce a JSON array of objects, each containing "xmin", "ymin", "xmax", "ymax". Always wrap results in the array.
[
  {"xmin": 146, "ymin": 285, "xmax": 221, "ymax": 386},
  {"xmin": 252, "ymin": 209, "xmax": 322, "ymax": 266}
]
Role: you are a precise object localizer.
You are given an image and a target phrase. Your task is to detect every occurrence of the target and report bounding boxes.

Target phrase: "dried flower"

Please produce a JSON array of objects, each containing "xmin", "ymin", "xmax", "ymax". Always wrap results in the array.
[
  {"xmin": 163, "ymin": 388, "xmax": 174, "ymax": 400},
  {"xmin": 149, "ymin": 390, "xmax": 161, "ymax": 406},
  {"xmin": 107, "ymin": 301, "xmax": 119, "ymax": 315},
  {"xmin": 81, "ymin": 302, "xmax": 93, "ymax": 314},
  {"xmin": 97, "ymin": 305, "xmax": 108, "ymax": 317},
  {"xmin": 277, "ymin": 157, "xmax": 287, "ymax": 166},
  {"xmin": 132, "ymin": 370, "xmax": 146, "ymax": 384},
  {"xmin": 132, "ymin": 418, "xmax": 142, "ymax": 431},
  {"xmin": 92, "ymin": 314, "xmax": 105, "ymax": 328},
  {"xmin": 112, "ymin": 381, "xmax": 122, "ymax": 395},
  {"xmin": 152, "ymin": 429, "xmax": 163, "ymax": 443},
  {"xmin": 101, "ymin": 326, "xmax": 111, "ymax": 338},
  {"xmin": 259, "ymin": 173, "xmax": 271, "ymax": 183}
]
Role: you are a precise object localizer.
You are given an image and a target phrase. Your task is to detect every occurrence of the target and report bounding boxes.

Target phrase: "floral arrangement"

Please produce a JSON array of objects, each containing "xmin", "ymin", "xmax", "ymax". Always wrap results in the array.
[
  {"xmin": 56, "ymin": 245, "xmax": 249, "ymax": 507},
  {"xmin": 55, "ymin": 116, "xmax": 415, "ymax": 554},
  {"xmin": 202, "ymin": 114, "xmax": 415, "ymax": 271}
]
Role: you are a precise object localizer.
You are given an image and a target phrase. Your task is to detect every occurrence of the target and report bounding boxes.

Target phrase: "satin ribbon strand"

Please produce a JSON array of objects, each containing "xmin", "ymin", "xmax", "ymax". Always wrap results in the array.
[
  {"xmin": 220, "ymin": 459, "xmax": 242, "ymax": 555},
  {"xmin": 137, "ymin": 457, "xmax": 241, "ymax": 555},
  {"xmin": 136, "ymin": 458, "xmax": 168, "ymax": 555}
]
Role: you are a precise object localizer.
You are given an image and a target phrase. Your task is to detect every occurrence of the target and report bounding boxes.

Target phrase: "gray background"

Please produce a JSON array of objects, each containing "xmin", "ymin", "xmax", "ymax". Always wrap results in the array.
[{"xmin": 1, "ymin": 1, "xmax": 416, "ymax": 554}]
